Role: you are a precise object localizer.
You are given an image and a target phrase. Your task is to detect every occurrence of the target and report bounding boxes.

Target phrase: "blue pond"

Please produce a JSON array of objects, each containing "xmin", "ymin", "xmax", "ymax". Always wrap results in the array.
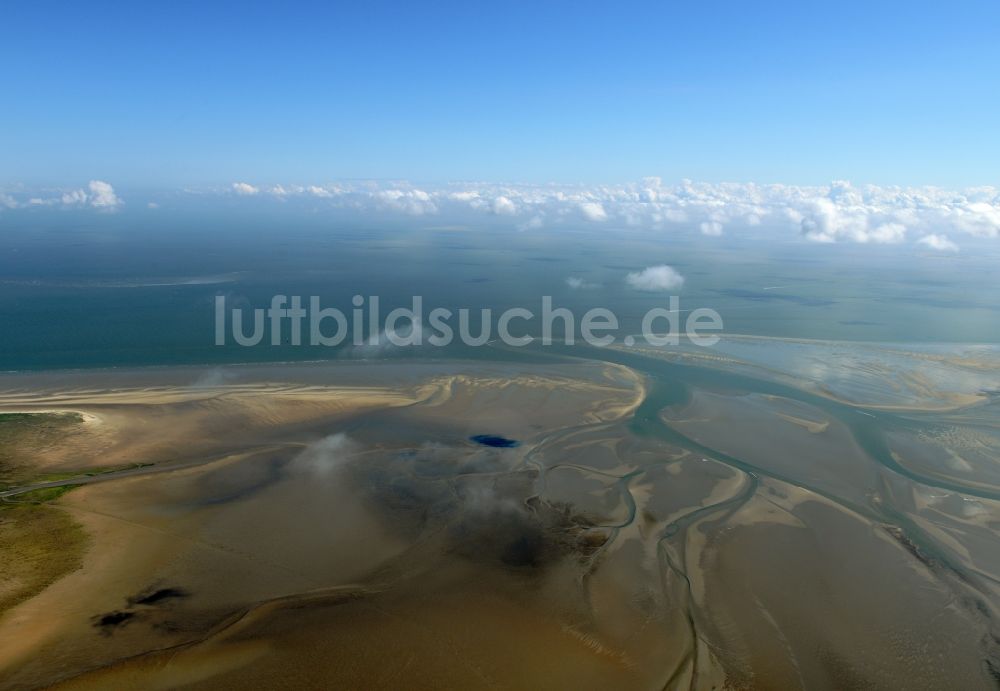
[{"xmin": 469, "ymin": 435, "xmax": 520, "ymax": 448}]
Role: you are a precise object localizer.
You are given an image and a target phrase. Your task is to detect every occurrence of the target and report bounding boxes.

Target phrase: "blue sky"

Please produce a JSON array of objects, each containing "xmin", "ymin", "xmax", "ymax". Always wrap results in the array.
[{"xmin": 3, "ymin": 1, "xmax": 999, "ymax": 187}]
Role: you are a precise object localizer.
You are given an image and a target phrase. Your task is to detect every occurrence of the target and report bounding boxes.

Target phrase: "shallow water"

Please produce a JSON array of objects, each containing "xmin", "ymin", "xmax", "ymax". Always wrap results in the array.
[{"xmin": 3, "ymin": 212, "xmax": 1000, "ymax": 370}]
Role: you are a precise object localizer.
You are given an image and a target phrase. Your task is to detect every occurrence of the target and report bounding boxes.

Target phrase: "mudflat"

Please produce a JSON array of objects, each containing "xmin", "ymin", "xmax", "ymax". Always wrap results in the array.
[{"xmin": 0, "ymin": 342, "xmax": 997, "ymax": 690}]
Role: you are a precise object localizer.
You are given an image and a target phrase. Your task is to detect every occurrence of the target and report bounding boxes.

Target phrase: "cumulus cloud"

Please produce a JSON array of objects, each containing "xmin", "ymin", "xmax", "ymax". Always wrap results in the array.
[
  {"xmin": 4, "ymin": 174, "xmax": 995, "ymax": 256},
  {"xmin": 49, "ymin": 180, "xmax": 123, "ymax": 211},
  {"xmin": 625, "ymin": 265, "xmax": 685, "ymax": 291},
  {"xmin": 918, "ymin": 233, "xmax": 959, "ymax": 252},
  {"xmin": 5, "ymin": 175, "xmax": 1000, "ymax": 254},
  {"xmin": 953, "ymin": 202, "xmax": 1000, "ymax": 237},
  {"xmin": 579, "ymin": 201, "xmax": 608, "ymax": 221},
  {"xmin": 492, "ymin": 195, "xmax": 517, "ymax": 215},
  {"xmin": 799, "ymin": 192, "xmax": 907, "ymax": 244},
  {"xmin": 1, "ymin": 181, "xmax": 125, "ymax": 211},
  {"xmin": 87, "ymin": 180, "xmax": 122, "ymax": 209},
  {"xmin": 869, "ymin": 222, "xmax": 907, "ymax": 243},
  {"xmin": 566, "ymin": 276, "xmax": 597, "ymax": 289},
  {"xmin": 61, "ymin": 189, "xmax": 88, "ymax": 205},
  {"xmin": 6, "ymin": 176, "xmax": 1000, "ymax": 253},
  {"xmin": 306, "ymin": 185, "xmax": 333, "ymax": 198},
  {"xmin": 375, "ymin": 188, "xmax": 437, "ymax": 215},
  {"xmin": 232, "ymin": 182, "xmax": 259, "ymax": 196},
  {"xmin": 67, "ymin": 177, "xmax": 986, "ymax": 251}
]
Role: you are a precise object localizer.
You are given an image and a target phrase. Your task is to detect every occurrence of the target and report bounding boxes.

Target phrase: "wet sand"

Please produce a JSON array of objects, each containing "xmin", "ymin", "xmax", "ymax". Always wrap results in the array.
[{"xmin": 0, "ymin": 347, "xmax": 998, "ymax": 690}]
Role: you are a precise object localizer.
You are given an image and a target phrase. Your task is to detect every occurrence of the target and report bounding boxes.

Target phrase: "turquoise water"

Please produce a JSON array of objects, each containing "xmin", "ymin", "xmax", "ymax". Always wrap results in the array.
[{"xmin": 2, "ymin": 206, "xmax": 999, "ymax": 371}]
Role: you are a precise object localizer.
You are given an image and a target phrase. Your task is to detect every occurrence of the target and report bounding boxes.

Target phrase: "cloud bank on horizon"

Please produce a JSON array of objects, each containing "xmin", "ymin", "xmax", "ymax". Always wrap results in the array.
[
  {"xmin": 219, "ymin": 178, "xmax": 999, "ymax": 251},
  {"xmin": 5, "ymin": 177, "xmax": 1000, "ymax": 252}
]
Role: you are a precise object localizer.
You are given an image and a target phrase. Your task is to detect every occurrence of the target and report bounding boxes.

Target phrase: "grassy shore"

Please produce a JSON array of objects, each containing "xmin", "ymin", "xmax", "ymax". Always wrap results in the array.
[
  {"xmin": 0, "ymin": 500, "xmax": 87, "ymax": 616},
  {"xmin": 0, "ymin": 412, "xmax": 84, "ymax": 489},
  {"xmin": 0, "ymin": 413, "xmax": 90, "ymax": 618}
]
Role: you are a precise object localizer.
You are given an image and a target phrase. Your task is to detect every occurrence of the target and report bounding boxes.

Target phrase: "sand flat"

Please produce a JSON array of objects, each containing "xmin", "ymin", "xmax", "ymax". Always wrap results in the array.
[{"xmin": 1, "ymin": 348, "xmax": 998, "ymax": 689}]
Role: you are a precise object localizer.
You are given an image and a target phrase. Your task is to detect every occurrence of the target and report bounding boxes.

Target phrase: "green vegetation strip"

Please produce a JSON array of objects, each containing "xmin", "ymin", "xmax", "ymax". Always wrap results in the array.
[
  {"xmin": 0, "ymin": 413, "xmax": 153, "ymax": 617},
  {"xmin": 0, "ymin": 411, "xmax": 85, "ymax": 489},
  {"xmin": 0, "ymin": 499, "xmax": 88, "ymax": 616}
]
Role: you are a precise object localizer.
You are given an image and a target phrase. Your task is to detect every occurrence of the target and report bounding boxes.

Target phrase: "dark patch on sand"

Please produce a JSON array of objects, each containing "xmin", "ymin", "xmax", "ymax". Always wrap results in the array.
[
  {"xmin": 470, "ymin": 435, "xmax": 520, "ymax": 448},
  {"xmin": 349, "ymin": 444, "xmax": 599, "ymax": 573},
  {"xmin": 883, "ymin": 525, "xmax": 939, "ymax": 569},
  {"xmin": 128, "ymin": 586, "xmax": 189, "ymax": 607},
  {"xmin": 93, "ymin": 610, "xmax": 136, "ymax": 634},
  {"xmin": 94, "ymin": 585, "xmax": 191, "ymax": 635}
]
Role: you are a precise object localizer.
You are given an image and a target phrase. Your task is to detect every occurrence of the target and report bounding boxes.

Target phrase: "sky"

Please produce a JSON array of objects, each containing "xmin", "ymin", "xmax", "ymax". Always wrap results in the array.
[{"xmin": 3, "ymin": 0, "xmax": 999, "ymax": 188}]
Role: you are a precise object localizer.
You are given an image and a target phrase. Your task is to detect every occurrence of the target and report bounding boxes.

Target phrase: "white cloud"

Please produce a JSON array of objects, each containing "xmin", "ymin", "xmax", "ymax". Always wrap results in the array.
[
  {"xmin": 869, "ymin": 222, "xmax": 907, "ymax": 243},
  {"xmin": 7, "ymin": 177, "xmax": 992, "ymax": 251},
  {"xmin": 579, "ymin": 201, "xmax": 608, "ymax": 221},
  {"xmin": 374, "ymin": 188, "xmax": 437, "ymax": 215},
  {"xmin": 953, "ymin": 202, "xmax": 1000, "ymax": 237},
  {"xmin": 799, "ymin": 193, "xmax": 908, "ymax": 244},
  {"xmin": 566, "ymin": 276, "xmax": 597, "ymax": 289},
  {"xmin": 87, "ymin": 180, "xmax": 122, "ymax": 209},
  {"xmin": 1, "ymin": 181, "xmax": 126, "ymax": 211},
  {"xmin": 232, "ymin": 182, "xmax": 259, "ymax": 196},
  {"xmin": 292, "ymin": 433, "xmax": 358, "ymax": 477},
  {"xmin": 202, "ymin": 179, "xmax": 999, "ymax": 250},
  {"xmin": 625, "ymin": 265, "xmax": 685, "ymax": 292},
  {"xmin": 55, "ymin": 180, "xmax": 123, "ymax": 210},
  {"xmin": 61, "ymin": 189, "xmax": 88, "ymax": 205},
  {"xmin": 918, "ymin": 233, "xmax": 959, "ymax": 252},
  {"xmin": 0, "ymin": 175, "xmax": 994, "ymax": 263},
  {"xmin": 307, "ymin": 185, "xmax": 333, "ymax": 198},
  {"xmin": 492, "ymin": 195, "xmax": 517, "ymax": 215}
]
